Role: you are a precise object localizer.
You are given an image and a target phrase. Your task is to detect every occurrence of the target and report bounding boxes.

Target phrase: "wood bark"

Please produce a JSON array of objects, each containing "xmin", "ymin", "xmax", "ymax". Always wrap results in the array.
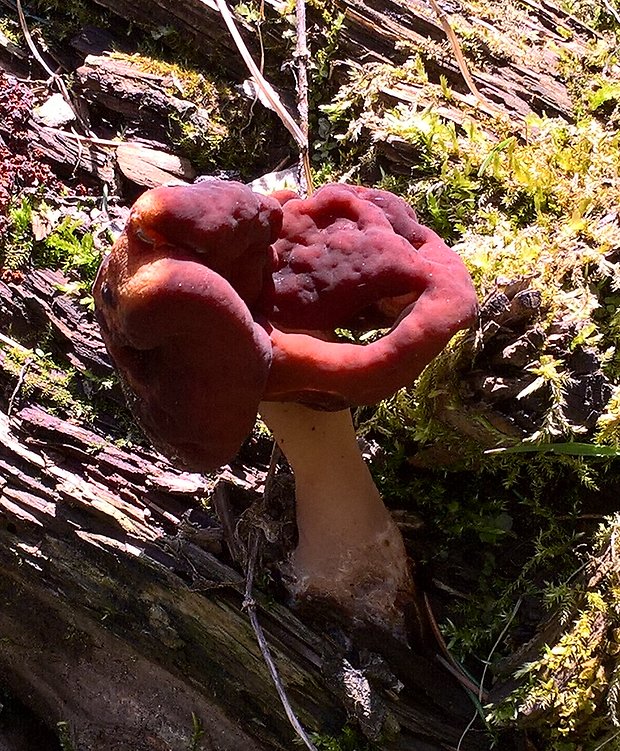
[
  {"xmin": 83, "ymin": 0, "xmax": 595, "ymax": 122},
  {"xmin": 0, "ymin": 269, "xmax": 493, "ymax": 750}
]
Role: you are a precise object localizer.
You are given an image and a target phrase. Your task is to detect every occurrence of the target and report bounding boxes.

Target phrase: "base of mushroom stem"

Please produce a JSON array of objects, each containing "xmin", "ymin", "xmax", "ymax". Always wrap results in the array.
[
  {"xmin": 259, "ymin": 401, "xmax": 421, "ymax": 640},
  {"xmin": 283, "ymin": 518, "xmax": 417, "ymax": 641}
]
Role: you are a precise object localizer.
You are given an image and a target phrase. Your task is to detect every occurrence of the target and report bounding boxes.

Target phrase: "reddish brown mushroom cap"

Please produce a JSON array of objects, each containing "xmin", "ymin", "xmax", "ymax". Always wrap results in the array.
[
  {"xmin": 93, "ymin": 181, "xmax": 280, "ymax": 471},
  {"xmin": 124, "ymin": 180, "xmax": 282, "ymax": 307},
  {"xmin": 260, "ymin": 183, "xmax": 478, "ymax": 408},
  {"xmin": 94, "ymin": 180, "xmax": 478, "ymax": 469}
]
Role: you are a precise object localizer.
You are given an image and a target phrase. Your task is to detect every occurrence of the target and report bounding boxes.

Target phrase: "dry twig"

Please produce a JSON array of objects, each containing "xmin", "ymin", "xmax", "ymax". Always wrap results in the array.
[
  {"xmin": 294, "ymin": 0, "xmax": 313, "ymax": 196},
  {"xmin": 210, "ymin": 0, "xmax": 307, "ymax": 149},
  {"xmin": 15, "ymin": 0, "xmax": 93, "ymax": 135},
  {"xmin": 242, "ymin": 446, "xmax": 318, "ymax": 751},
  {"xmin": 7, "ymin": 356, "xmax": 33, "ymax": 417}
]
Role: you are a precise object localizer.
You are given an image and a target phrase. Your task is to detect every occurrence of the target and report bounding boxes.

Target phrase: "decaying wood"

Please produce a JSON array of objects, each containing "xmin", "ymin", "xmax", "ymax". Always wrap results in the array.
[
  {"xmin": 0, "ymin": 0, "xmax": 614, "ymax": 747},
  {"xmin": 81, "ymin": 0, "xmax": 596, "ymax": 123},
  {"xmin": 0, "ymin": 50, "xmax": 212, "ymax": 188},
  {"xmin": 0, "ymin": 270, "xmax": 498, "ymax": 749},
  {"xmin": 74, "ymin": 53, "xmax": 226, "ymax": 155},
  {"xmin": 0, "ymin": 0, "xmax": 603, "ymax": 189},
  {"xmin": 115, "ymin": 143, "xmax": 196, "ymax": 187}
]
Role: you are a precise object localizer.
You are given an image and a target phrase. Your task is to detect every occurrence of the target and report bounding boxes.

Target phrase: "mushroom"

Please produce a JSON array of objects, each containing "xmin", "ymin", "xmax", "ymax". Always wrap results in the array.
[
  {"xmin": 93, "ymin": 179, "xmax": 281, "ymax": 471},
  {"xmin": 258, "ymin": 184, "xmax": 478, "ymax": 632},
  {"xmin": 94, "ymin": 180, "xmax": 478, "ymax": 636}
]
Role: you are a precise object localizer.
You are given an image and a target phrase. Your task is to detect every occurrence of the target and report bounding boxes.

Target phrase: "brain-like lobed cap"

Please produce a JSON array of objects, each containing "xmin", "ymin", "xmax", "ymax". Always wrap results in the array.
[
  {"xmin": 94, "ymin": 180, "xmax": 478, "ymax": 470},
  {"xmin": 124, "ymin": 180, "xmax": 282, "ymax": 307},
  {"xmin": 94, "ymin": 180, "xmax": 280, "ymax": 471},
  {"xmin": 260, "ymin": 183, "xmax": 479, "ymax": 408}
]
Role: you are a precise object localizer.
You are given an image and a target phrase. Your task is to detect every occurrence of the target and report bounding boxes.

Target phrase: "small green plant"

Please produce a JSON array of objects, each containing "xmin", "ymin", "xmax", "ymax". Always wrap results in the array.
[
  {"xmin": 187, "ymin": 712, "xmax": 205, "ymax": 751},
  {"xmin": 1, "ymin": 198, "xmax": 102, "ymax": 306},
  {"xmin": 487, "ymin": 515, "xmax": 620, "ymax": 749},
  {"xmin": 0, "ymin": 198, "xmax": 33, "ymax": 270},
  {"xmin": 308, "ymin": 724, "xmax": 374, "ymax": 751},
  {"xmin": 42, "ymin": 216, "xmax": 101, "ymax": 285},
  {"xmin": 56, "ymin": 720, "xmax": 76, "ymax": 751}
]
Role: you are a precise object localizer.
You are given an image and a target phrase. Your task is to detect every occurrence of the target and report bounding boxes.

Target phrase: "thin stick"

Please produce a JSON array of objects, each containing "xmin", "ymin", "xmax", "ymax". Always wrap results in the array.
[
  {"xmin": 263, "ymin": 441, "xmax": 282, "ymax": 500},
  {"xmin": 424, "ymin": 592, "xmax": 486, "ymax": 699},
  {"xmin": 15, "ymin": 0, "xmax": 57, "ymax": 81},
  {"xmin": 15, "ymin": 0, "xmax": 93, "ymax": 135},
  {"xmin": 7, "ymin": 356, "xmax": 33, "ymax": 417},
  {"xmin": 602, "ymin": 0, "xmax": 620, "ymax": 24},
  {"xmin": 0, "ymin": 332, "xmax": 32, "ymax": 355},
  {"xmin": 294, "ymin": 0, "xmax": 313, "ymax": 196},
  {"xmin": 44, "ymin": 129, "xmax": 122, "ymax": 147},
  {"xmin": 211, "ymin": 0, "xmax": 308, "ymax": 152},
  {"xmin": 593, "ymin": 729, "xmax": 620, "ymax": 751},
  {"xmin": 427, "ymin": 0, "xmax": 501, "ymax": 115},
  {"xmin": 243, "ymin": 527, "xmax": 318, "ymax": 751}
]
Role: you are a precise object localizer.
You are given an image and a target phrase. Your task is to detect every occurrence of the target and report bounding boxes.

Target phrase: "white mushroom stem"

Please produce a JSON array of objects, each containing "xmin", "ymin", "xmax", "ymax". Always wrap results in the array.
[{"xmin": 258, "ymin": 401, "xmax": 415, "ymax": 633}]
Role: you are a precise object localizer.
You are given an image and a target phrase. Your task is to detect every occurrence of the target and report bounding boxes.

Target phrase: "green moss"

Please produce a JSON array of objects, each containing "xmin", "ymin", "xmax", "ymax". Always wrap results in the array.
[
  {"xmin": 368, "ymin": 414, "xmax": 592, "ymax": 654},
  {"xmin": 596, "ymin": 387, "xmax": 620, "ymax": 446},
  {"xmin": 311, "ymin": 724, "xmax": 376, "ymax": 751},
  {"xmin": 26, "ymin": 0, "xmax": 114, "ymax": 43},
  {"xmin": 4, "ymin": 346, "xmax": 81, "ymax": 414},
  {"xmin": 487, "ymin": 516, "xmax": 620, "ymax": 749},
  {"xmin": 1, "ymin": 197, "xmax": 102, "ymax": 308},
  {"xmin": 112, "ymin": 52, "xmax": 223, "ymax": 111}
]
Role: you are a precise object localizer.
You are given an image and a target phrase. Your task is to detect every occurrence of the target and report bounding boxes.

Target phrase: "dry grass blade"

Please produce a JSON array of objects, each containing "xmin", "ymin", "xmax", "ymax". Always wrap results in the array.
[
  {"xmin": 210, "ymin": 0, "xmax": 308, "ymax": 152},
  {"xmin": 427, "ymin": 0, "xmax": 502, "ymax": 116},
  {"xmin": 243, "ymin": 531, "xmax": 319, "ymax": 751}
]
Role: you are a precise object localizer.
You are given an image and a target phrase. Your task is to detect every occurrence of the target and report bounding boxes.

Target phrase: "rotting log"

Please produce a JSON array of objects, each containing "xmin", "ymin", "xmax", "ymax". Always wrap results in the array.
[
  {"xmin": 0, "ymin": 0, "xmax": 601, "ymax": 141},
  {"xmin": 0, "ymin": 1, "xmax": 602, "ymax": 188},
  {"xmin": 0, "ymin": 268, "xmax": 500, "ymax": 750},
  {"xmin": 80, "ymin": 0, "xmax": 595, "ymax": 121},
  {"xmin": 0, "ymin": 1, "xmax": 615, "ymax": 747}
]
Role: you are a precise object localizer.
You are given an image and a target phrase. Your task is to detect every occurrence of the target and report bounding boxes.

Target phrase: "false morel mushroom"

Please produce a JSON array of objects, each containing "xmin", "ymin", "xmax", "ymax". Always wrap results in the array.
[
  {"xmin": 93, "ymin": 180, "xmax": 280, "ymax": 471},
  {"xmin": 94, "ymin": 179, "xmax": 478, "ymax": 636}
]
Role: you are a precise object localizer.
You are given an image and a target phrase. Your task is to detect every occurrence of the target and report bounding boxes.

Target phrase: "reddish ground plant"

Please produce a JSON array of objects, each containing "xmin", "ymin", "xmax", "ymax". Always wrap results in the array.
[{"xmin": 0, "ymin": 73, "xmax": 62, "ymax": 242}]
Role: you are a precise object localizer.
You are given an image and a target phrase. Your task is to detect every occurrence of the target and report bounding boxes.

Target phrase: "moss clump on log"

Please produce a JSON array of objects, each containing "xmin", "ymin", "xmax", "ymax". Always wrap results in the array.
[{"xmin": 488, "ymin": 515, "xmax": 620, "ymax": 750}]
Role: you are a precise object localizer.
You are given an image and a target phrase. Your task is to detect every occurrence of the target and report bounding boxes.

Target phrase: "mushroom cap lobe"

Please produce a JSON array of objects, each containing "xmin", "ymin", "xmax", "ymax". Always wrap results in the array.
[
  {"xmin": 261, "ymin": 183, "xmax": 478, "ymax": 408},
  {"xmin": 94, "ymin": 180, "xmax": 280, "ymax": 471}
]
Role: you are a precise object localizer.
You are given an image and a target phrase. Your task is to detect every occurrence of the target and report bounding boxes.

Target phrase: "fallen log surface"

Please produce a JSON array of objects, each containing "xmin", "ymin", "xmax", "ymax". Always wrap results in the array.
[
  {"xmin": 87, "ymin": 0, "xmax": 595, "ymax": 122},
  {"xmin": 0, "ymin": 269, "xmax": 496, "ymax": 750}
]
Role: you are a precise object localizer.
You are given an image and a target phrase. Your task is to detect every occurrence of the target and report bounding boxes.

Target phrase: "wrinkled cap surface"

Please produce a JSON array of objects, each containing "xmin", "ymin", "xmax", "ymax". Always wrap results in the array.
[
  {"xmin": 124, "ymin": 179, "xmax": 281, "ymax": 307},
  {"xmin": 94, "ymin": 180, "xmax": 280, "ymax": 471},
  {"xmin": 94, "ymin": 180, "xmax": 478, "ymax": 470},
  {"xmin": 260, "ymin": 183, "xmax": 479, "ymax": 408}
]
